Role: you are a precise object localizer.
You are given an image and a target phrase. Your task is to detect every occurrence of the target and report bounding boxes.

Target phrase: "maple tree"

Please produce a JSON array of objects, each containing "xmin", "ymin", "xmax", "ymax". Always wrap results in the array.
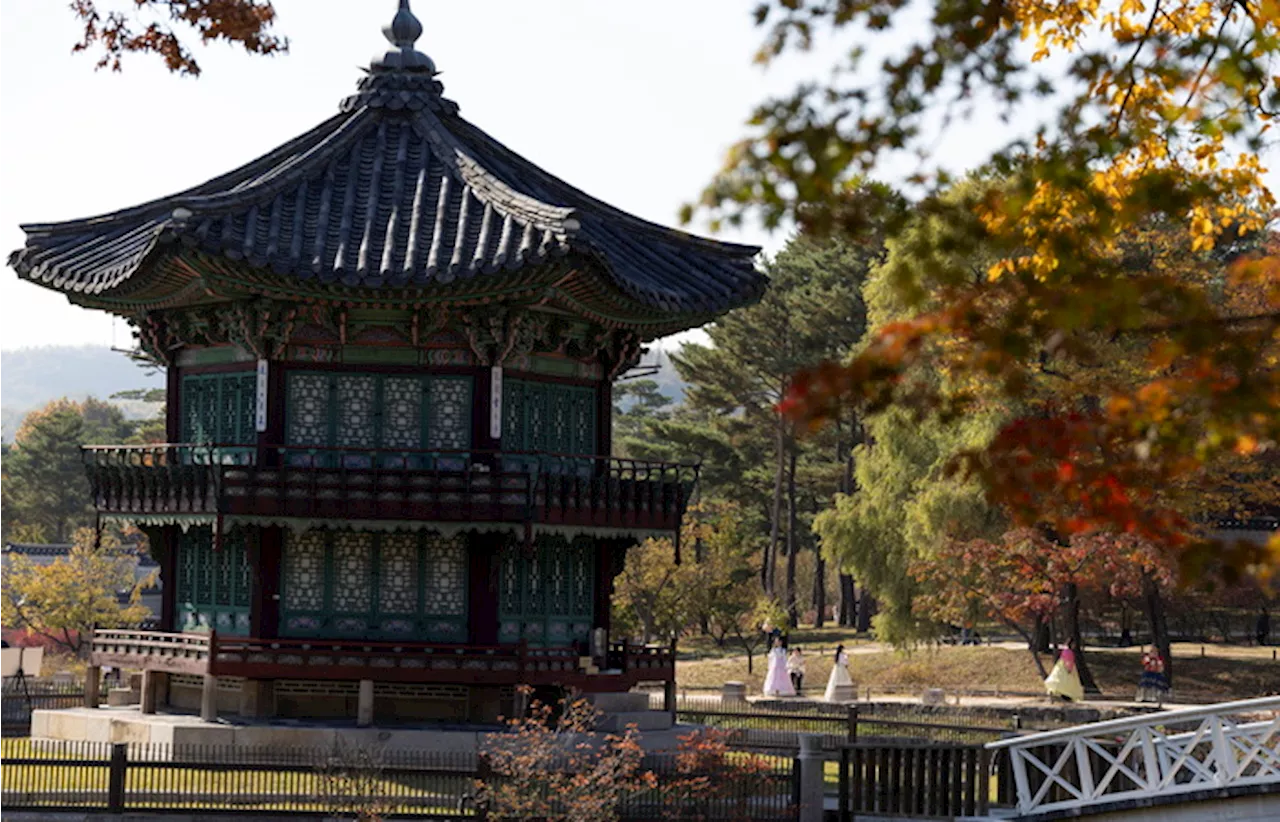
[
  {"xmin": 68, "ymin": 0, "xmax": 286, "ymax": 76},
  {"xmin": 696, "ymin": 0, "xmax": 1279, "ymax": 578},
  {"xmin": 0, "ymin": 528, "xmax": 155, "ymax": 656},
  {"xmin": 912, "ymin": 528, "xmax": 1175, "ymax": 687}
]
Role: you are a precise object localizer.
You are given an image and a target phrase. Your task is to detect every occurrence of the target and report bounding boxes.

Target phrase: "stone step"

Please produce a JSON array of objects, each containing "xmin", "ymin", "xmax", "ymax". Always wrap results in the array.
[{"xmin": 583, "ymin": 691, "xmax": 650, "ymax": 713}]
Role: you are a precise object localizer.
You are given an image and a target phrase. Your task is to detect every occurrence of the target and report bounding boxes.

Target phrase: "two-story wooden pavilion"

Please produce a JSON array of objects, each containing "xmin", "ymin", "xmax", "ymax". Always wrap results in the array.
[{"xmin": 10, "ymin": 0, "xmax": 763, "ymax": 725}]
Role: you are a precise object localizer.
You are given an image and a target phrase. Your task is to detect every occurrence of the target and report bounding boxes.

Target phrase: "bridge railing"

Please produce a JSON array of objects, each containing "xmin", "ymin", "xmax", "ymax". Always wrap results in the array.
[{"xmin": 987, "ymin": 696, "xmax": 1280, "ymax": 815}]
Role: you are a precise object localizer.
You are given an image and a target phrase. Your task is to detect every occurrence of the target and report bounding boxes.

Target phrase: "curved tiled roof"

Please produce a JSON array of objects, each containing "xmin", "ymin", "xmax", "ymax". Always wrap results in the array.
[{"xmin": 9, "ymin": 7, "xmax": 763, "ymax": 321}]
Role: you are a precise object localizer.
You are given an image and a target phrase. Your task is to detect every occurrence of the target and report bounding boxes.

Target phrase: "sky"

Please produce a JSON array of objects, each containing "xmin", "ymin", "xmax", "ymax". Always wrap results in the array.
[{"xmin": 2, "ymin": 1, "xmax": 1270, "ymax": 353}]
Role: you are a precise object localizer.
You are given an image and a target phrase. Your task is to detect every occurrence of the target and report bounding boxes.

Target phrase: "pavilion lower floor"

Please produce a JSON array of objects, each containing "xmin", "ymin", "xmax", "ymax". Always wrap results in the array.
[{"xmin": 163, "ymin": 524, "xmax": 625, "ymax": 652}]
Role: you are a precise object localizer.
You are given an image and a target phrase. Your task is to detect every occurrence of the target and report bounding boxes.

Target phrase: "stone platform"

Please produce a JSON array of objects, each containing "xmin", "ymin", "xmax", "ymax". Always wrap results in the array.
[{"xmin": 32, "ymin": 700, "xmax": 681, "ymax": 754}]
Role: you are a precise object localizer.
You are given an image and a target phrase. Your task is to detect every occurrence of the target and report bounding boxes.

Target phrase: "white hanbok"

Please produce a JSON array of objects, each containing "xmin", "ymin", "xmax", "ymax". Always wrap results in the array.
[
  {"xmin": 763, "ymin": 645, "xmax": 796, "ymax": 696},
  {"xmin": 824, "ymin": 651, "xmax": 854, "ymax": 702}
]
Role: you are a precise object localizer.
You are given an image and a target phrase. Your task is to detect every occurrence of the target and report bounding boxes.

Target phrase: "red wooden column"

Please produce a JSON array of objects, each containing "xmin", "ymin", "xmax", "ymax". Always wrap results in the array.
[
  {"xmin": 593, "ymin": 538, "xmax": 628, "ymax": 638},
  {"xmin": 468, "ymin": 533, "xmax": 500, "ymax": 645},
  {"xmin": 165, "ymin": 362, "xmax": 182, "ymax": 441},
  {"xmin": 252, "ymin": 527, "xmax": 283, "ymax": 639},
  {"xmin": 159, "ymin": 527, "xmax": 179, "ymax": 632}
]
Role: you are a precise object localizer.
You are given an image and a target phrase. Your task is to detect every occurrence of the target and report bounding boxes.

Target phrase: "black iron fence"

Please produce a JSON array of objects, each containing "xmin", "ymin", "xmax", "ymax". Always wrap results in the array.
[
  {"xmin": 1, "ymin": 678, "xmax": 85, "ymax": 737},
  {"xmin": 0, "ymin": 739, "xmax": 797, "ymax": 821},
  {"xmin": 835, "ymin": 741, "xmax": 1015, "ymax": 820},
  {"xmin": 661, "ymin": 695, "xmax": 1040, "ymax": 751}
]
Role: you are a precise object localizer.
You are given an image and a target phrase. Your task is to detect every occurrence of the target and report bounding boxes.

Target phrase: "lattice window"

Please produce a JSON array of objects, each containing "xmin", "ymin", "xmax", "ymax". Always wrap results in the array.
[
  {"xmin": 234, "ymin": 533, "xmax": 252, "ymax": 608},
  {"xmin": 378, "ymin": 533, "xmax": 418, "ymax": 614},
  {"xmin": 335, "ymin": 375, "xmax": 378, "ymax": 448},
  {"xmin": 284, "ymin": 530, "xmax": 326, "ymax": 611},
  {"xmin": 182, "ymin": 373, "xmax": 256, "ymax": 445},
  {"xmin": 426, "ymin": 378, "xmax": 471, "ymax": 450},
  {"xmin": 381, "ymin": 378, "xmax": 421, "ymax": 450},
  {"xmin": 499, "ymin": 546, "xmax": 521, "ymax": 614},
  {"xmin": 502, "ymin": 380, "xmax": 597, "ymax": 460},
  {"xmin": 570, "ymin": 537, "xmax": 594, "ymax": 616},
  {"xmin": 286, "ymin": 374, "xmax": 330, "ymax": 446},
  {"xmin": 331, "ymin": 531, "xmax": 373, "ymax": 613},
  {"xmin": 544, "ymin": 536, "xmax": 569, "ymax": 616},
  {"xmin": 177, "ymin": 532, "xmax": 197, "ymax": 602},
  {"xmin": 423, "ymin": 534, "xmax": 466, "ymax": 615}
]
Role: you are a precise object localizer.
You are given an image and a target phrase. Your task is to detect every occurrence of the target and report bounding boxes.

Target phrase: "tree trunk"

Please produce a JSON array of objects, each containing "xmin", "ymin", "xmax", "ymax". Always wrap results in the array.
[
  {"xmin": 1061, "ymin": 582, "xmax": 1100, "ymax": 694},
  {"xmin": 1032, "ymin": 615, "xmax": 1052, "ymax": 653},
  {"xmin": 766, "ymin": 408, "xmax": 786, "ymax": 596},
  {"xmin": 812, "ymin": 551, "xmax": 827, "ymax": 628},
  {"xmin": 856, "ymin": 586, "xmax": 875, "ymax": 632},
  {"xmin": 785, "ymin": 445, "xmax": 799, "ymax": 627},
  {"xmin": 838, "ymin": 575, "xmax": 857, "ymax": 626},
  {"xmin": 1141, "ymin": 569, "xmax": 1174, "ymax": 686}
]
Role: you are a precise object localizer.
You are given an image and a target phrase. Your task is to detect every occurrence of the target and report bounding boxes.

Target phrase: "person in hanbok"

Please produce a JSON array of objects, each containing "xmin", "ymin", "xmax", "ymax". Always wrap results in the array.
[
  {"xmin": 763, "ymin": 637, "xmax": 796, "ymax": 697},
  {"xmin": 1044, "ymin": 646, "xmax": 1085, "ymax": 702},
  {"xmin": 1135, "ymin": 647, "xmax": 1170, "ymax": 704},
  {"xmin": 824, "ymin": 644, "xmax": 854, "ymax": 702},
  {"xmin": 787, "ymin": 647, "xmax": 807, "ymax": 694}
]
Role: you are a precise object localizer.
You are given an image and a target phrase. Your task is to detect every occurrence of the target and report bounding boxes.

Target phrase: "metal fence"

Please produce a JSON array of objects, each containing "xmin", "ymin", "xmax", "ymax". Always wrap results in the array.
[
  {"xmin": 661, "ymin": 695, "xmax": 1039, "ymax": 751},
  {"xmin": 835, "ymin": 741, "xmax": 1015, "ymax": 820},
  {"xmin": 0, "ymin": 739, "xmax": 797, "ymax": 821},
  {"xmin": 1, "ymin": 678, "xmax": 85, "ymax": 737}
]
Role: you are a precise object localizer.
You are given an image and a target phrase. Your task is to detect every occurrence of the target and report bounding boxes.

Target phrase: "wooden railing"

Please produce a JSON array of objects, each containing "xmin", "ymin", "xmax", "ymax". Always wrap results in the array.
[
  {"xmin": 83, "ymin": 444, "xmax": 698, "ymax": 532},
  {"xmin": 87, "ymin": 630, "xmax": 675, "ymax": 689},
  {"xmin": 987, "ymin": 696, "xmax": 1280, "ymax": 816},
  {"xmin": 91, "ymin": 630, "xmax": 212, "ymax": 676}
]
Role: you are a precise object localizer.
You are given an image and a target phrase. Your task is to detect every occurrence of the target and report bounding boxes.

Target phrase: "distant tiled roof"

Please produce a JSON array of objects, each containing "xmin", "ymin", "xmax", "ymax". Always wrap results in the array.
[
  {"xmin": 2, "ymin": 543, "xmax": 73, "ymax": 557},
  {"xmin": 2, "ymin": 542, "xmax": 158, "ymax": 565},
  {"xmin": 9, "ymin": 3, "xmax": 763, "ymax": 323}
]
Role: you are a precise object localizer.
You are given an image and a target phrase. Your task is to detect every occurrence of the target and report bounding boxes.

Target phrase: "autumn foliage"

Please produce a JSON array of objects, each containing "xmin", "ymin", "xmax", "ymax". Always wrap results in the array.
[
  {"xmin": 700, "ymin": 2, "xmax": 1280, "ymax": 578},
  {"xmin": 69, "ymin": 0, "xmax": 287, "ymax": 76}
]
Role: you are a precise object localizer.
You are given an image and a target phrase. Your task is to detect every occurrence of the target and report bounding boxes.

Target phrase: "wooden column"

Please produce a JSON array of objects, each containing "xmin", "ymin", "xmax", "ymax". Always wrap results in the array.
[
  {"xmin": 200, "ymin": 674, "xmax": 218, "ymax": 722},
  {"xmin": 253, "ymin": 527, "xmax": 283, "ymax": 639},
  {"xmin": 468, "ymin": 533, "xmax": 500, "ymax": 645},
  {"xmin": 165, "ymin": 362, "xmax": 181, "ymax": 442},
  {"xmin": 596, "ymin": 380, "xmax": 613, "ymax": 460},
  {"xmin": 85, "ymin": 666, "xmax": 102, "ymax": 708},
  {"xmin": 472, "ymin": 365, "xmax": 499, "ymax": 468},
  {"xmin": 159, "ymin": 527, "xmax": 178, "ymax": 632},
  {"xmin": 259, "ymin": 358, "xmax": 286, "ymax": 467}
]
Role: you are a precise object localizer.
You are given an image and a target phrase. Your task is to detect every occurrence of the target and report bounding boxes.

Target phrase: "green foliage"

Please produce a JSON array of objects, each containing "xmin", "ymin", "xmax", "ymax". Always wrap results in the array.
[{"xmin": 814, "ymin": 407, "xmax": 1003, "ymax": 646}]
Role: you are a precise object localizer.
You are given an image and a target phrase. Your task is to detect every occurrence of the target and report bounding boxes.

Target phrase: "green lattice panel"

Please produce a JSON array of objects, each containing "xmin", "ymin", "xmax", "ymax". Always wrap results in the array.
[
  {"xmin": 280, "ymin": 530, "xmax": 468, "ymax": 641},
  {"xmin": 502, "ymin": 380, "xmax": 596, "ymax": 474},
  {"xmin": 284, "ymin": 372, "xmax": 473, "ymax": 467},
  {"xmin": 497, "ymin": 535, "xmax": 595, "ymax": 648},
  {"xmin": 176, "ymin": 526, "xmax": 251, "ymax": 635}
]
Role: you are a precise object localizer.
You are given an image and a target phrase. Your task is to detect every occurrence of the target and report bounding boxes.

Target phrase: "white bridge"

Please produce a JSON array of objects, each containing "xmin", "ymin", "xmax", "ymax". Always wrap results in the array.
[{"xmin": 987, "ymin": 696, "xmax": 1280, "ymax": 818}]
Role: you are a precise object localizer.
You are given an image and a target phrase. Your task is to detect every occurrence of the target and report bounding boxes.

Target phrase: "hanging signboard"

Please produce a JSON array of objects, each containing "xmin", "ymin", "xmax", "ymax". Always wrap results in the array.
[
  {"xmin": 490, "ymin": 366, "xmax": 503, "ymax": 439},
  {"xmin": 255, "ymin": 359, "xmax": 269, "ymax": 433}
]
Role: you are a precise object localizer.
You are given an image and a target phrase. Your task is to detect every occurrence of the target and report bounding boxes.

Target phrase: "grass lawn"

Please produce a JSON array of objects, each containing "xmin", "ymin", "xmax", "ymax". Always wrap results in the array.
[{"xmin": 677, "ymin": 634, "xmax": 1279, "ymax": 703}]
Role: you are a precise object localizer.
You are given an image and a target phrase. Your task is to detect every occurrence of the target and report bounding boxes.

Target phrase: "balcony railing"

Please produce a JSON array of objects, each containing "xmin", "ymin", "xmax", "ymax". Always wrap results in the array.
[
  {"xmin": 83, "ymin": 444, "xmax": 699, "ymax": 532},
  {"xmin": 89, "ymin": 630, "xmax": 675, "ymax": 689}
]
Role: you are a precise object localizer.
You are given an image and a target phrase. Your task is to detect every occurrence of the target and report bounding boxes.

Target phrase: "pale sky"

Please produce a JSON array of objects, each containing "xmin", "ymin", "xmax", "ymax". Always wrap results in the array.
[{"xmin": 2, "ymin": 1, "xmax": 1270, "ymax": 353}]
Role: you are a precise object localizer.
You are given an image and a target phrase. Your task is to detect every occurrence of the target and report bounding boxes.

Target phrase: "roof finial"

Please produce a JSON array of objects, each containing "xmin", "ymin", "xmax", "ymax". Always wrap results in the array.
[{"xmin": 371, "ymin": 0, "xmax": 436, "ymax": 74}]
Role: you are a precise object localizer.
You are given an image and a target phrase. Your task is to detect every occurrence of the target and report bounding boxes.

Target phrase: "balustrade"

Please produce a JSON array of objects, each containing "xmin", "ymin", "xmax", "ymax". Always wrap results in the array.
[
  {"xmin": 82, "ymin": 444, "xmax": 698, "ymax": 531},
  {"xmin": 987, "ymin": 696, "xmax": 1280, "ymax": 815}
]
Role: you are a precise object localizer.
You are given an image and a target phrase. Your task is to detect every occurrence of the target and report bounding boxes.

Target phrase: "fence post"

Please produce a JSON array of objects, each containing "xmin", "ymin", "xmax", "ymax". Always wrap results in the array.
[
  {"xmin": 846, "ymin": 704, "xmax": 859, "ymax": 743},
  {"xmin": 838, "ymin": 747, "xmax": 851, "ymax": 822},
  {"xmin": 797, "ymin": 734, "xmax": 825, "ymax": 822},
  {"xmin": 107, "ymin": 742, "xmax": 127, "ymax": 813},
  {"xmin": 84, "ymin": 665, "xmax": 101, "ymax": 708}
]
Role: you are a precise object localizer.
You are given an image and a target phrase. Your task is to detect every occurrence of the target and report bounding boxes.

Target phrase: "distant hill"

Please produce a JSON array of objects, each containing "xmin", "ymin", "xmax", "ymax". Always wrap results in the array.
[{"xmin": 1, "ymin": 346, "xmax": 164, "ymax": 442}]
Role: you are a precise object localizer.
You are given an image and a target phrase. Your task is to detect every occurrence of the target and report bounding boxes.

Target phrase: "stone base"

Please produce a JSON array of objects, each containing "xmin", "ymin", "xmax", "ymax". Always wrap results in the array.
[
  {"xmin": 31, "ymin": 704, "xmax": 687, "ymax": 753},
  {"xmin": 825, "ymin": 684, "xmax": 856, "ymax": 703}
]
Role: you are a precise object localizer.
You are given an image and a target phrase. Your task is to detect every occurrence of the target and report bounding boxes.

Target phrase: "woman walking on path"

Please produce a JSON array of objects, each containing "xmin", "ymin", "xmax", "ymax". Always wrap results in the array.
[
  {"xmin": 763, "ymin": 637, "xmax": 796, "ymax": 697},
  {"xmin": 1135, "ymin": 646, "xmax": 1171, "ymax": 704},
  {"xmin": 1044, "ymin": 646, "xmax": 1085, "ymax": 702},
  {"xmin": 824, "ymin": 644, "xmax": 854, "ymax": 702}
]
